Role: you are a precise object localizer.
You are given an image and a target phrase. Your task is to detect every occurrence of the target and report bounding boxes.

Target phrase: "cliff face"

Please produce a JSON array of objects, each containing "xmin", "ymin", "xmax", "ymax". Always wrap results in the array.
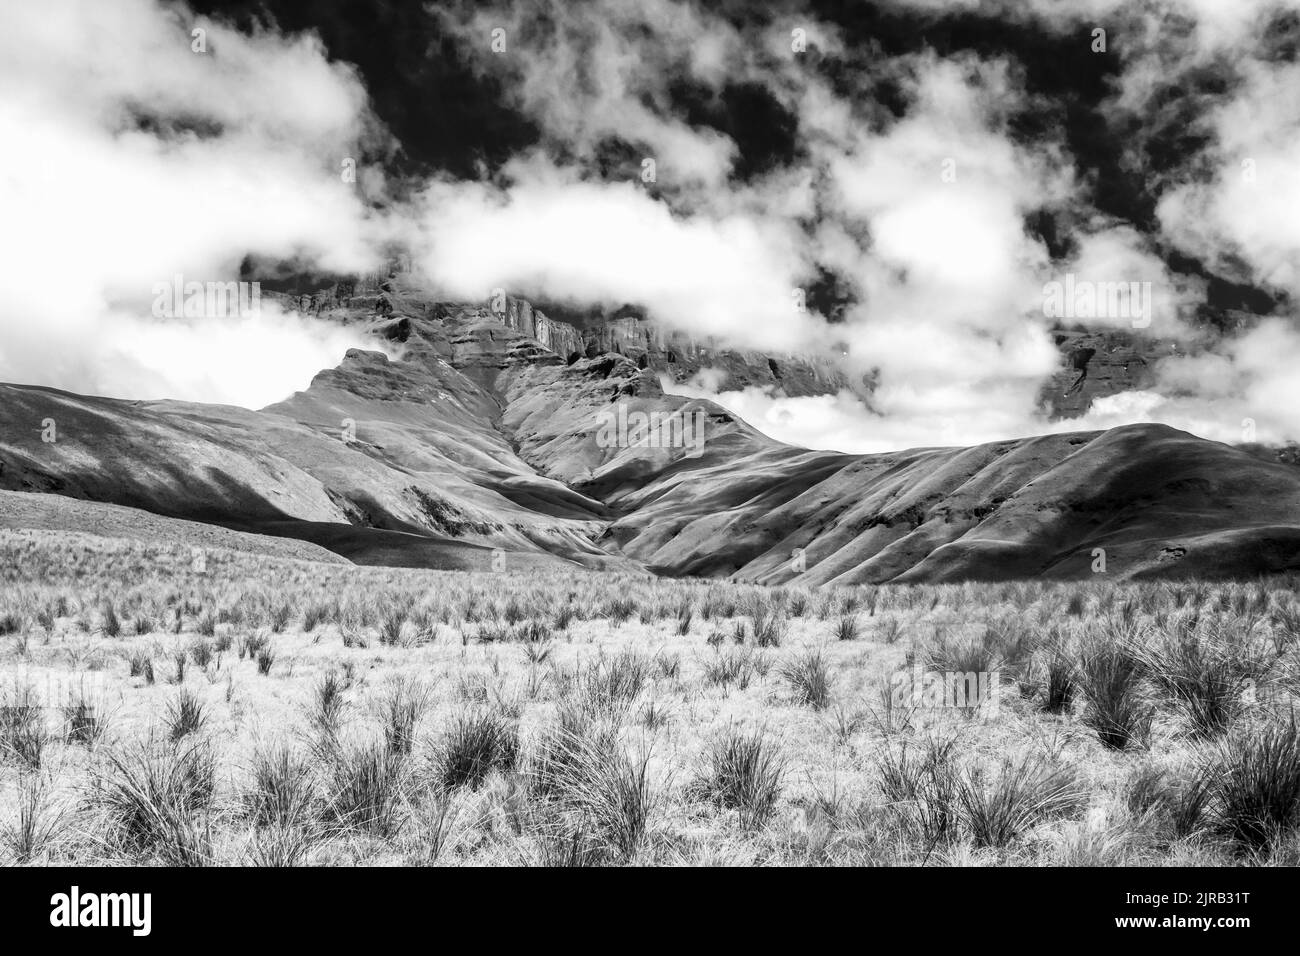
[
  {"xmin": 488, "ymin": 294, "xmax": 851, "ymax": 398},
  {"xmin": 1036, "ymin": 328, "xmax": 1191, "ymax": 419},
  {"xmin": 268, "ymin": 267, "xmax": 1265, "ymax": 436}
]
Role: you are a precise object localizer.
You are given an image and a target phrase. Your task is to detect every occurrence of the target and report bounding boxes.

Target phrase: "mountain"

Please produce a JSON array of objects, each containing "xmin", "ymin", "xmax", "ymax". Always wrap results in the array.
[{"xmin": 2, "ymin": 274, "xmax": 1299, "ymax": 582}]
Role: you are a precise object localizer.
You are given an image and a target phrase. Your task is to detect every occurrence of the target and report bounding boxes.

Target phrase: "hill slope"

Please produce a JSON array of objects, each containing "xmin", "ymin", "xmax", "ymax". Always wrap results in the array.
[{"xmin": 2, "ymin": 281, "xmax": 1298, "ymax": 582}]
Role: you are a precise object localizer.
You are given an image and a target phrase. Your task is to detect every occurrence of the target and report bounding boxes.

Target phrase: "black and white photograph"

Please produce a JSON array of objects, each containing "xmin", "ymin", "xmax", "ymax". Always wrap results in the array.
[{"xmin": 0, "ymin": 0, "xmax": 1297, "ymax": 932}]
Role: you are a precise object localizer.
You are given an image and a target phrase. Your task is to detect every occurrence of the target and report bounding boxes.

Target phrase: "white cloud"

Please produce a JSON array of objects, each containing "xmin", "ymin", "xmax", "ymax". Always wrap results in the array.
[
  {"xmin": 413, "ymin": 162, "xmax": 824, "ymax": 352},
  {"xmin": 431, "ymin": 0, "xmax": 749, "ymax": 187},
  {"xmin": 0, "ymin": 0, "xmax": 387, "ymax": 406},
  {"xmin": 7, "ymin": 0, "xmax": 1300, "ymax": 453},
  {"xmin": 1157, "ymin": 60, "xmax": 1300, "ymax": 299}
]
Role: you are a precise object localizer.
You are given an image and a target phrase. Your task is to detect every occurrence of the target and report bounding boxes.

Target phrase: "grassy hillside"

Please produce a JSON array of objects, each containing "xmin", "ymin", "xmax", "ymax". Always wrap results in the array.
[{"xmin": 2, "ymin": 531, "xmax": 1300, "ymax": 865}]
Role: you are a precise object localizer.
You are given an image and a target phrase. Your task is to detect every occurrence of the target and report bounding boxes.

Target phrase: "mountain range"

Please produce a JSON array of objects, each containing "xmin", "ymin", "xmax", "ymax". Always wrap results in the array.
[{"xmin": 3, "ymin": 270, "xmax": 1299, "ymax": 583}]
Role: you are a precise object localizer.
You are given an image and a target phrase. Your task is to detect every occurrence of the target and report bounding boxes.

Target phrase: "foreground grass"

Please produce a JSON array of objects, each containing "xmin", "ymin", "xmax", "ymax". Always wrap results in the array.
[{"xmin": 2, "ymin": 529, "xmax": 1300, "ymax": 866}]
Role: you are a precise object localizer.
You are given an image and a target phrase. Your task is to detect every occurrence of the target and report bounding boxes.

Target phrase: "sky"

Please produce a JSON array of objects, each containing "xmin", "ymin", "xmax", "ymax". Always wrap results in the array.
[{"xmin": 1, "ymin": 0, "xmax": 1298, "ymax": 452}]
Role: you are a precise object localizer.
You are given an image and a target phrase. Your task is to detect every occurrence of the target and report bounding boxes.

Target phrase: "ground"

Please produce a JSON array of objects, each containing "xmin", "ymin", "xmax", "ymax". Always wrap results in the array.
[{"xmin": 1, "ymin": 528, "xmax": 1299, "ymax": 866}]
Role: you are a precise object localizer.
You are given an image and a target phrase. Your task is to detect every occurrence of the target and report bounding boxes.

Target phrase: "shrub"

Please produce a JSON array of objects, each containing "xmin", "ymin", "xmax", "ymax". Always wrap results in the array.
[{"xmin": 834, "ymin": 614, "xmax": 860, "ymax": 642}]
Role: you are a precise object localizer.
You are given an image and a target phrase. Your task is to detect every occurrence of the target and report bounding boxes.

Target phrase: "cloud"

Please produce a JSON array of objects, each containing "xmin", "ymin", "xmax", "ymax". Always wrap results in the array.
[
  {"xmin": 0, "ymin": 0, "xmax": 388, "ymax": 406},
  {"xmin": 1157, "ymin": 59, "xmax": 1300, "ymax": 298},
  {"xmin": 431, "ymin": 0, "xmax": 749, "ymax": 187},
  {"xmin": 1096, "ymin": 318, "xmax": 1300, "ymax": 445},
  {"xmin": 6, "ymin": 0, "xmax": 1300, "ymax": 452},
  {"xmin": 412, "ymin": 160, "xmax": 825, "ymax": 352}
]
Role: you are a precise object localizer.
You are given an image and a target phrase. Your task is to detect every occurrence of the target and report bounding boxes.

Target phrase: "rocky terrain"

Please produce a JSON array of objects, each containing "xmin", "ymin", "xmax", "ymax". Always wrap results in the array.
[{"xmin": 2, "ymin": 271, "xmax": 1298, "ymax": 582}]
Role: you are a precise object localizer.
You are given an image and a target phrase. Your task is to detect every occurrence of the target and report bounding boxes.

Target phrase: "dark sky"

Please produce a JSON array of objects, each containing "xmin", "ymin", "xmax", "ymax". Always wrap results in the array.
[{"xmin": 193, "ymin": 0, "xmax": 1285, "ymax": 318}]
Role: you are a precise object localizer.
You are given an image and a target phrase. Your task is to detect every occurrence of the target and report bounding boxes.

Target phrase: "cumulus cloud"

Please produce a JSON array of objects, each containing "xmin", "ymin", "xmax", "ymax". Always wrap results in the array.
[
  {"xmin": 1055, "ymin": 318, "xmax": 1300, "ymax": 445},
  {"xmin": 7, "ymin": 0, "xmax": 1300, "ymax": 452},
  {"xmin": 0, "ymin": 0, "xmax": 388, "ymax": 406},
  {"xmin": 430, "ymin": 0, "xmax": 745, "ymax": 186},
  {"xmin": 1157, "ymin": 59, "xmax": 1300, "ymax": 298},
  {"xmin": 412, "ymin": 159, "xmax": 824, "ymax": 352},
  {"xmin": 408, "ymin": 0, "xmax": 1300, "ymax": 450}
]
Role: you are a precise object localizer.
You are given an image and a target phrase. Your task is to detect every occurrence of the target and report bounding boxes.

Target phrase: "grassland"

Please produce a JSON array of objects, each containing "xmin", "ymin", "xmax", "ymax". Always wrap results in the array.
[{"xmin": 2, "ymin": 528, "xmax": 1300, "ymax": 866}]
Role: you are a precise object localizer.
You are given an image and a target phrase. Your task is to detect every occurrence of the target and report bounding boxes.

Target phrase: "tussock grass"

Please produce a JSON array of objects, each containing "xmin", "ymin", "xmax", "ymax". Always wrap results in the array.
[
  {"xmin": 165, "ymin": 689, "xmax": 207, "ymax": 743},
  {"xmin": 688, "ymin": 727, "xmax": 786, "ymax": 830},
  {"xmin": 3, "ymin": 773, "xmax": 68, "ymax": 862},
  {"xmin": 1079, "ymin": 629, "xmax": 1152, "ymax": 750},
  {"xmin": 6, "ymin": 534, "xmax": 1300, "ymax": 866},
  {"xmin": 958, "ymin": 754, "xmax": 1084, "ymax": 848},
  {"xmin": 0, "ymin": 684, "xmax": 49, "ymax": 770},
  {"xmin": 779, "ymin": 649, "xmax": 834, "ymax": 710},
  {"xmin": 246, "ymin": 742, "xmax": 315, "ymax": 828},
  {"xmin": 876, "ymin": 735, "xmax": 962, "ymax": 847},
  {"xmin": 1205, "ymin": 715, "xmax": 1300, "ymax": 852},
  {"xmin": 433, "ymin": 710, "xmax": 519, "ymax": 792},
  {"xmin": 375, "ymin": 678, "xmax": 428, "ymax": 756},
  {"xmin": 91, "ymin": 739, "xmax": 216, "ymax": 866},
  {"xmin": 311, "ymin": 671, "xmax": 348, "ymax": 738},
  {"xmin": 316, "ymin": 738, "xmax": 409, "ymax": 837},
  {"xmin": 527, "ymin": 725, "xmax": 657, "ymax": 860},
  {"xmin": 1140, "ymin": 618, "xmax": 1271, "ymax": 738}
]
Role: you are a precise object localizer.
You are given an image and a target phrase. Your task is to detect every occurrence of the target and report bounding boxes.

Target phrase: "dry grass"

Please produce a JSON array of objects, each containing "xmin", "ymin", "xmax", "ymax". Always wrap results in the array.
[{"xmin": 1, "ymin": 529, "xmax": 1300, "ymax": 865}]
